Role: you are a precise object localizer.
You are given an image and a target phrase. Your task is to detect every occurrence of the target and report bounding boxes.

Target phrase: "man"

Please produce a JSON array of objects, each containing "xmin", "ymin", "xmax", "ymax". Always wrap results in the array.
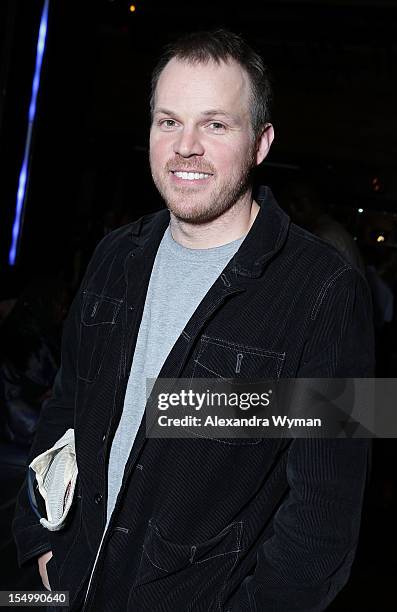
[{"xmin": 13, "ymin": 29, "xmax": 374, "ymax": 611}]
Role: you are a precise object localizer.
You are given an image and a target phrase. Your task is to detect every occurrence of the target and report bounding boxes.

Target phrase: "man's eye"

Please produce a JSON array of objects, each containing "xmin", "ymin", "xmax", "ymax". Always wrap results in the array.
[
  {"xmin": 209, "ymin": 122, "xmax": 226, "ymax": 132},
  {"xmin": 159, "ymin": 119, "xmax": 177, "ymax": 129}
]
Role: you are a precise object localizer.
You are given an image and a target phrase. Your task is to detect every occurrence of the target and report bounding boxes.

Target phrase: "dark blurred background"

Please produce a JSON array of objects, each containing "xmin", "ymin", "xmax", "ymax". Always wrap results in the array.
[{"xmin": 0, "ymin": 0, "xmax": 396, "ymax": 609}]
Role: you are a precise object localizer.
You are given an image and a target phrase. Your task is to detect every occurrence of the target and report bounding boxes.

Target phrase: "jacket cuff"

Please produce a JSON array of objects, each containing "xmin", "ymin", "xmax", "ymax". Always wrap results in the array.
[{"xmin": 13, "ymin": 522, "xmax": 51, "ymax": 568}]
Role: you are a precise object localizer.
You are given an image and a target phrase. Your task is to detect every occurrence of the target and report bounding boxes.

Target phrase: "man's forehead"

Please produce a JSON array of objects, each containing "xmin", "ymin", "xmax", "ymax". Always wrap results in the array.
[{"xmin": 154, "ymin": 57, "xmax": 251, "ymax": 111}]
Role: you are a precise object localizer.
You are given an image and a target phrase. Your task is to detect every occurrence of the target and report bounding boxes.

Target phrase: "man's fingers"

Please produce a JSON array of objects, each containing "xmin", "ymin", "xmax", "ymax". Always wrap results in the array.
[{"xmin": 38, "ymin": 550, "xmax": 53, "ymax": 591}]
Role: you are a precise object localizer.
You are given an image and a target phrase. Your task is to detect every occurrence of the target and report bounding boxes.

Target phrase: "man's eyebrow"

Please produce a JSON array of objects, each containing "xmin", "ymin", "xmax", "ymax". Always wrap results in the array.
[
  {"xmin": 153, "ymin": 108, "xmax": 239, "ymax": 121},
  {"xmin": 200, "ymin": 109, "xmax": 236, "ymax": 120},
  {"xmin": 153, "ymin": 108, "xmax": 175, "ymax": 116}
]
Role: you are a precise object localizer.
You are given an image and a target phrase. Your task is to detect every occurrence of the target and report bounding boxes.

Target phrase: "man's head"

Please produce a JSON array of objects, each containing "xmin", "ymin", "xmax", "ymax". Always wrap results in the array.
[
  {"xmin": 150, "ymin": 29, "xmax": 273, "ymax": 139},
  {"xmin": 149, "ymin": 29, "xmax": 274, "ymax": 224}
]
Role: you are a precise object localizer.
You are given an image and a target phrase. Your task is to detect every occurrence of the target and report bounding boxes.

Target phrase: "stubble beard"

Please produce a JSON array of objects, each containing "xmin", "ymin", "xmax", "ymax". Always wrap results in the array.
[{"xmin": 151, "ymin": 153, "xmax": 256, "ymax": 225}]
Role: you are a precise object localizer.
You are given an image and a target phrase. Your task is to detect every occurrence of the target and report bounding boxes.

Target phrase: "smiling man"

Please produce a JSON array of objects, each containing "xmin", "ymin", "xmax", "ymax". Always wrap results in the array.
[
  {"xmin": 13, "ymin": 30, "xmax": 374, "ymax": 612},
  {"xmin": 149, "ymin": 55, "xmax": 272, "ymax": 236}
]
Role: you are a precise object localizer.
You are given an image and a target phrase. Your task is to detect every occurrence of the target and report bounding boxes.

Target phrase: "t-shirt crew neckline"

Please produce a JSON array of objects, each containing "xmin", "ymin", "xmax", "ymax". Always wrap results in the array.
[{"xmin": 162, "ymin": 225, "xmax": 247, "ymax": 264}]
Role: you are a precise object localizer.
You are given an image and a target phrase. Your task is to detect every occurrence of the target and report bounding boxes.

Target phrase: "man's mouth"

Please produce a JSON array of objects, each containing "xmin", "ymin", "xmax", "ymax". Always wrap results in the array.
[{"xmin": 170, "ymin": 170, "xmax": 213, "ymax": 181}]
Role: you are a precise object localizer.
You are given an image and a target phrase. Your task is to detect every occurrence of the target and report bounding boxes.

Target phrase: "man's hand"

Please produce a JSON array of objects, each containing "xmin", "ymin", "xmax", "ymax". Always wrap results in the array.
[{"xmin": 38, "ymin": 550, "xmax": 53, "ymax": 590}]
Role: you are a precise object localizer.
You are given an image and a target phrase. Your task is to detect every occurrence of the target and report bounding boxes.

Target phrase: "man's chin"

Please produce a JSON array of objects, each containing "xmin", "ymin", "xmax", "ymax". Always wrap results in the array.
[
  {"xmin": 167, "ymin": 204, "xmax": 220, "ymax": 225},
  {"xmin": 162, "ymin": 191, "xmax": 218, "ymax": 224}
]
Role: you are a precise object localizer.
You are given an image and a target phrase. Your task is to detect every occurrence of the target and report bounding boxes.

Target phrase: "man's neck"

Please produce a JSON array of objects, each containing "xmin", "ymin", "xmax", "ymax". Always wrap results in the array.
[{"xmin": 169, "ymin": 197, "xmax": 260, "ymax": 249}]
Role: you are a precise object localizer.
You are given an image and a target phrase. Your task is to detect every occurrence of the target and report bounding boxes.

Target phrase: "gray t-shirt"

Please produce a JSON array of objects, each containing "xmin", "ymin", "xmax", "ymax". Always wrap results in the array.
[{"xmin": 106, "ymin": 225, "xmax": 245, "ymax": 522}]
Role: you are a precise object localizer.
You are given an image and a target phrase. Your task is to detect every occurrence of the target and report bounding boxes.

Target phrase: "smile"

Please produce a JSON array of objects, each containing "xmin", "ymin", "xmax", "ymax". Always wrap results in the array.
[{"xmin": 171, "ymin": 171, "xmax": 212, "ymax": 181}]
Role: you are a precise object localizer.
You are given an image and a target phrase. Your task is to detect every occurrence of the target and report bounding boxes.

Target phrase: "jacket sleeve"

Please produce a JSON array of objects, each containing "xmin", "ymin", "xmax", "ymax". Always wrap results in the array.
[
  {"xmin": 11, "ymin": 281, "xmax": 84, "ymax": 568},
  {"xmin": 10, "ymin": 227, "xmax": 112, "ymax": 568},
  {"xmin": 227, "ymin": 267, "xmax": 375, "ymax": 612},
  {"xmin": 11, "ymin": 224, "xmax": 131, "ymax": 569}
]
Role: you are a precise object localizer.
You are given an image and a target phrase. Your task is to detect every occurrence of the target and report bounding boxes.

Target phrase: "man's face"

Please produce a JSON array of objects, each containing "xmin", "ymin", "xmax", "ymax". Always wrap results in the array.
[{"xmin": 149, "ymin": 57, "xmax": 269, "ymax": 224}]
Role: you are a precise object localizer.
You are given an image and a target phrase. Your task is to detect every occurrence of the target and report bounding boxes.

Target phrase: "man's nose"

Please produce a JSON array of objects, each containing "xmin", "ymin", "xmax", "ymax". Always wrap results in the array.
[{"xmin": 173, "ymin": 127, "xmax": 204, "ymax": 157}]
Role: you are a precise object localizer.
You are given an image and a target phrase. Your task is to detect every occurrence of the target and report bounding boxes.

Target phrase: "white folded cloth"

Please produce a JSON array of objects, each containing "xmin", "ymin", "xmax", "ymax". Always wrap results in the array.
[{"xmin": 29, "ymin": 428, "xmax": 78, "ymax": 531}]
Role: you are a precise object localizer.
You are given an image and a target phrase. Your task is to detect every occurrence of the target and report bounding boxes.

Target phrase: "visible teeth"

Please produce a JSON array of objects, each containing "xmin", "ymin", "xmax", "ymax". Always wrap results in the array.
[{"xmin": 174, "ymin": 171, "xmax": 211, "ymax": 180}]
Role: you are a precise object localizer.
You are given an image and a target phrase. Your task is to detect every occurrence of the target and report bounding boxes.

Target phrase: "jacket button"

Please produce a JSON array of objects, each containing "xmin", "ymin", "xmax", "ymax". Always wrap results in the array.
[
  {"xmin": 102, "ymin": 433, "xmax": 106, "ymax": 442},
  {"xmin": 94, "ymin": 493, "xmax": 103, "ymax": 504}
]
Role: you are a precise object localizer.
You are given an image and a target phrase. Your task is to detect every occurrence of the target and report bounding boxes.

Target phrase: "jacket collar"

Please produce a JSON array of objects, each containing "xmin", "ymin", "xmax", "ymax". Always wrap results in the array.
[
  {"xmin": 128, "ymin": 186, "xmax": 290, "ymax": 279},
  {"xmin": 231, "ymin": 186, "xmax": 290, "ymax": 278}
]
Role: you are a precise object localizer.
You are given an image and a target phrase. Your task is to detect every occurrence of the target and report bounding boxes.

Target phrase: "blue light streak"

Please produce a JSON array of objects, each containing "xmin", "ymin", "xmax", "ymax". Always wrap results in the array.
[{"xmin": 9, "ymin": 0, "xmax": 50, "ymax": 266}]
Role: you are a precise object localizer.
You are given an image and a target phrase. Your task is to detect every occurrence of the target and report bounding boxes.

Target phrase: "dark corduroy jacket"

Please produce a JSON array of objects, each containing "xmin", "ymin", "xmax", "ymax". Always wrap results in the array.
[{"xmin": 13, "ymin": 187, "xmax": 374, "ymax": 611}]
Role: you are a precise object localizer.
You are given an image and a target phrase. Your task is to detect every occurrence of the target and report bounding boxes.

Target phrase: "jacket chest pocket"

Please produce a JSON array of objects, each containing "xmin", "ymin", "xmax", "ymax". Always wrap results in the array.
[
  {"xmin": 78, "ymin": 291, "xmax": 123, "ymax": 382},
  {"xmin": 192, "ymin": 335, "xmax": 285, "ymax": 380}
]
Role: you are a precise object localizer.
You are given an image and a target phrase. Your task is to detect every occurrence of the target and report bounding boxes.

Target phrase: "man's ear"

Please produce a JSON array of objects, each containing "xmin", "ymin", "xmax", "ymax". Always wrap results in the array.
[{"xmin": 255, "ymin": 123, "xmax": 274, "ymax": 166}]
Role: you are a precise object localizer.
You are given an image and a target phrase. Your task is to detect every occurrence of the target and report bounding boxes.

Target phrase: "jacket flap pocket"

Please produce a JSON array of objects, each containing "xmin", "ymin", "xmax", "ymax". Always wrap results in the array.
[
  {"xmin": 195, "ymin": 335, "xmax": 285, "ymax": 379},
  {"xmin": 144, "ymin": 519, "xmax": 193, "ymax": 573},
  {"xmin": 192, "ymin": 522, "xmax": 242, "ymax": 564},
  {"xmin": 79, "ymin": 293, "xmax": 122, "ymax": 381},
  {"xmin": 143, "ymin": 520, "xmax": 242, "ymax": 574},
  {"xmin": 81, "ymin": 292, "xmax": 122, "ymax": 326}
]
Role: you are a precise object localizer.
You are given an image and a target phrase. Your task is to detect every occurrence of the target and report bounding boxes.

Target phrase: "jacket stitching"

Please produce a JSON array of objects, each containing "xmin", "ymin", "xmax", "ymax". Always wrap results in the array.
[
  {"xmin": 194, "ymin": 549, "xmax": 242, "ymax": 565},
  {"xmin": 82, "ymin": 290, "xmax": 123, "ymax": 304},
  {"xmin": 142, "ymin": 545, "xmax": 168, "ymax": 573},
  {"xmin": 78, "ymin": 308, "xmax": 121, "ymax": 383},
  {"xmin": 190, "ymin": 336, "xmax": 208, "ymax": 381},
  {"xmin": 81, "ymin": 300, "xmax": 122, "ymax": 327},
  {"xmin": 311, "ymin": 266, "xmax": 350, "ymax": 321},
  {"xmin": 183, "ymin": 426, "xmax": 263, "ymax": 446},
  {"xmin": 216, "ymin": 521, "xmax": 243, "ymax": 610},
  {"xmin": 201, "ymin": 335, "xmax": 285, "ymax": 359},
  {"xmin": 193, "ymin": 361, "xmax": 226, "ymax": 378}
]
